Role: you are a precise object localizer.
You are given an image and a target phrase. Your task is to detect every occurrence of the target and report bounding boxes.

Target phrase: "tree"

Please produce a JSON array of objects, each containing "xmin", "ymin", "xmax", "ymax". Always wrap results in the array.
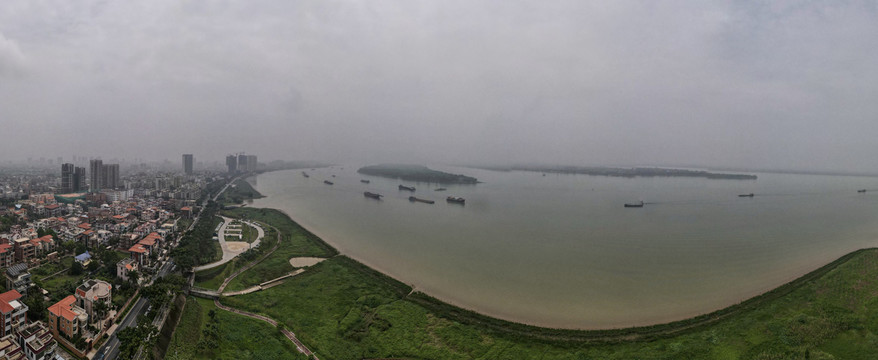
[
  {"xmin": 94, "ymin": 300, "xmax": 110, "ymax": 320},
  {"xmin": 117, "ymin": 322, "xmax": 158, "ymax": 359},
  {"xmin": 23, "ymin": 287, "xmax": 45, "ymax": 321},
  {"xmin": 70, "ymin": 261, "xmax": 83, "ymax": 276},
  {"xmin": 128, "ymin": 270, "xmax": 139, "ymax": 286}
]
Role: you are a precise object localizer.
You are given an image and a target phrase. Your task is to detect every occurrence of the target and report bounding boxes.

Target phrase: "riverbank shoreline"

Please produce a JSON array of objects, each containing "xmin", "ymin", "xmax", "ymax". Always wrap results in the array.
[
  {"xmin": 244, "ymin": 170, "xmax": 878, "ymax": 331},
  {"xmin": 257, "ymin": 206, "xmax": 874, "ymax": 335},
  {"xmin": 235, "ymin": 203, "xmax": 878, "ymax": 345}
]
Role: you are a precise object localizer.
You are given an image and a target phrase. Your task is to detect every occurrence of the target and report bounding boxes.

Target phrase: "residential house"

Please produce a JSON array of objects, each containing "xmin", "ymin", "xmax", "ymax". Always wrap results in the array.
[
  {"xmin": 16, "ymin": 321, "xmax": 56, "ymax": 360},
  {"xmin": 116, "ymin": 258, "xmax": 137, "ymax": 283},
  {"xmin": 47, "ymin": 296, "xmax": 87, "ymax": 340},
  {"xmin": 0, "ymin": 290, "xmax": 26, "ymax": 338},
  {"xmin": 74, "ymin": 280, "xmax": 111, "ymax": 321},
  {"xmin": 0, "ymin": 245, "xmax": 13, "ymax": 269},
  {"xmin": 0, "ymin": 334, "xmax": 23, "ymax": 359},
  {"xmin": 4, "ymin": 265, "xmax": 30, "ymax": 297}
]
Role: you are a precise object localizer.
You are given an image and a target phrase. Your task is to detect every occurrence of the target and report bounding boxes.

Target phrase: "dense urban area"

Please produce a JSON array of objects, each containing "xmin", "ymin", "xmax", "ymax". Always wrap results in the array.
[{"xmin": 0, "ymin": 153, "xmax": 293, "ymax": 360}]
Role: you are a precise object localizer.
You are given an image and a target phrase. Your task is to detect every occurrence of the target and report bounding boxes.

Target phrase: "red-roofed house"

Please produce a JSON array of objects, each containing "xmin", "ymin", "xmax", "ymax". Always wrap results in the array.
[
  {"xmin": 0, "ymin": 290, "xmax": 26, "ymax": 338},
  {"xmin": 127, "ymin": 244, "xmax": 148, "ymax": 266},
  {"xmin": 47, "ymin": 296, "xmax": 86, "ymax": 339}
]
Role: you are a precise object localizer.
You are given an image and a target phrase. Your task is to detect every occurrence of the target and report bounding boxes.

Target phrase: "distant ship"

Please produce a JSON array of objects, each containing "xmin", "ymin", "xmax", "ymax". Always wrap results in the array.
[
  {"xmin": 446, "ymin": 196, "xmax": 465, "ymax": 204},
  {"xmin": 624, "ymin": 201, "xmax": 644, "ymax": 208},
  {"xmin": 361, "ymin": 179, "xmax": 370, "ymax": 184},
  {"xmin": 364, "ymin": 192, "xmax": 382, "ymax": 199},
  {"xmin": 399, "ymin": 185, "xmax": 416, "ymax": 192},
  {"xmin": 409, "ymin": 196, "xmax": 434, "ymax": 204},
  {"xmin": 738, "ymin": 193, "xmax": 755, "ymax": 197},
  {"xmin": 858, "ymin": 189, "xmax": 867, "ymax": 193},
  {"xmin": 302, "ymin": 172, "xmax": 309, "ymax": 178},
  {"xmin": 324, "ymin": 180, "xmax": 334, "ymax": 185},
  {"xmin": 434, "ymin": 188, "xmax": 447, "ymax": 191}
]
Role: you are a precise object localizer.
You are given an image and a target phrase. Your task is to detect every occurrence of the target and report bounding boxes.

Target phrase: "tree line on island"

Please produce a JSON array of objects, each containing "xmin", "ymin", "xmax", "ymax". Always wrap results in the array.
[{"xmin": 357, "ymin": 164, "xmax": 479, "ymax": 184}]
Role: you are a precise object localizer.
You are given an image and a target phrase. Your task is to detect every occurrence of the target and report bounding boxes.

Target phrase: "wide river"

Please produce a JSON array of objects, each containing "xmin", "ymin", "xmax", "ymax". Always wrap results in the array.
[{"xmin": 248, "ymin": 166, "xmax": 878, "ymax": 329}]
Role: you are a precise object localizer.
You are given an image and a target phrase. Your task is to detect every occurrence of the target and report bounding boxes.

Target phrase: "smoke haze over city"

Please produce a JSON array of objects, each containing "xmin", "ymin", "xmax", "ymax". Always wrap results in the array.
[{"xmin": 1, "ymin": 1, "xmax": 878, "ymax": 173}]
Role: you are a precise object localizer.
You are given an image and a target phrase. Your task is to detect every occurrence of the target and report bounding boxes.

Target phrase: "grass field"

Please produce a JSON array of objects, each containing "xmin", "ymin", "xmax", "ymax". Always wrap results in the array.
[
  {"xmin": 208, "ymin": 208, "xmax": 878, "ymax": 359},
  {"xmin": 31, "ymin": 256, "xmax": 73, "ymax": 279},
  {"xmin": 166, "ymin": 297, "xmax": 305, "ymax": 360}
]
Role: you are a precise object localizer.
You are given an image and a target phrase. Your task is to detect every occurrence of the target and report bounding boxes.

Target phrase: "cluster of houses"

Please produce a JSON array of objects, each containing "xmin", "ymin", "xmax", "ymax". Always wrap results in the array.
[
  {"xmin": 0, "ymin": 289, "xmax": 56, "ymax": 360},
  {"xmin": 0, "ymin": 190, "xmax": 196, "ymax": 358}
]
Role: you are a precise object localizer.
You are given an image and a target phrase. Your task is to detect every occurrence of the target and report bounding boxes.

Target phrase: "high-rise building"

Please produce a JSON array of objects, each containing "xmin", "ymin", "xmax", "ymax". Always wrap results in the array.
[
  {"xmin": 247, "ymin": 155, "xmax": 257, "ymax": 171},
  {"xmin": 237, "ymin": 154, "xmax": 248, "ymax": 172},
  {"xmin": 74, "ymin": 167, "xmax": 86, "ymax": 192},
  {"xmin": 226, "ymin": 155, "xmax": 237, "ymax": 174},
  {"xmin": 182, "ymin": 154, "xmax": 194, "ymax": 175},
  {"xmin": 89, "ymin": 159, "xmax": 103, "ymax": 192},
  {"xmin": 61, "ymin": 163, "xmax": 75, "ymax": 193},
  {"xmin": 102, "ymin": 164, "xmax": 120, "ymax": 190}
]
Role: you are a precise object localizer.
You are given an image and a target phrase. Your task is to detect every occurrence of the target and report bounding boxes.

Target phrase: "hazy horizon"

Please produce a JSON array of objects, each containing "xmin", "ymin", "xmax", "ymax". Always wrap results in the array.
[{"xmin": 2, "ymin": 1, "xmax": 878, "ymax": 173}]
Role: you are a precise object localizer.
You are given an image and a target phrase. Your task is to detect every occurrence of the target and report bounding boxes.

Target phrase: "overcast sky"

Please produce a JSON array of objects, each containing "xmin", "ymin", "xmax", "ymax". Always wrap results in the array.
[{"xmin": 1, "ymin": 1, "xmax": 877, "ymax": 172}]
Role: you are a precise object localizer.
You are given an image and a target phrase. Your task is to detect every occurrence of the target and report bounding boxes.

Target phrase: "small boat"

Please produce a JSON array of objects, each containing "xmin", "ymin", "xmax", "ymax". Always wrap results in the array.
[
  {"xmin": 364, "ymin": 192, "xmax": 382, "ymax": 199},
  {"xmin": 434, "ymin": 188, "xmax": 447, "ymax": 191},
  {"xmin": 360, "ymin": 179, "xmax": 370, "ymax": 184},
  {"xmin": 331, "ymin": 175, "xmax": 336, "ymax": 178},
  {"xmin": 399, "ymin": 185, "xmax": 416, "ymax": 192},
  {"xmin": 446, "ymin": 196, "xmax": 465, "ymax": 204},
  {"xmin": 858, "ymin": 189, "xmax": 867, "ymax": 193},
  {"xmin": 624, "ymin": 201, "xmax": 644, "ymax": 208},
  {"xmin": 302, "ymin": 172, "xmax": 309, "ymax": 178},
  {"xmin": 738, "ymin": 193, "xmax": 755, "ymax": 197},
  {"xmin": 324, "ymin": 180, "xmax": 334, "ymax": 185},
  {"xmin": 409, "ymin": 196, "xmax": 434, "ymax": 204}
]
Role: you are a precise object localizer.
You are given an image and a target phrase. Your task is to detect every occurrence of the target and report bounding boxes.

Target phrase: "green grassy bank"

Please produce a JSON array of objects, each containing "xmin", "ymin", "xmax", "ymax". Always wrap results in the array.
[
  {"xmin": 199, "ymin": 208, "xmax": 878, "ymax": 359},
  {"xmin": 165, "ymin": 297, "xmax": 305, "ymax": 360}
]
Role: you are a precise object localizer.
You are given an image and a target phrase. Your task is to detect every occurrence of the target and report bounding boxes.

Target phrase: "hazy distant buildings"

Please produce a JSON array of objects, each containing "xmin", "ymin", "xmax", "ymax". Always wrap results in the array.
[
  {"xmin": 89, "ymin": 159, "xmax": 102, "ymax": 192},
  {"xmin": 88, "ymin": 159, "xmax": 120, "ymax": 192},
  {"xmin": 237, "ymin": 154, "xmax": 248, "ymax": 172},
  {"xmin": 182, "ymin": 154, "xmax": 194, "ymax": 175},
  {"xmin": 61, "ymin": 164, "xmax": 75, "ymax": 193},
  {"xmin": 74, "ymin": 167, "xmax": 86, "ymax": 192},
  {"xmin": 103, "ymin": 163, "xmax": 119, "ymax": 190},
  {"xmin": 247, "ymin": 155, "xmax": 257, "ymax": 171},
  {"xmin": 226, "ymin": 155, "xmax": 237, "ymax": 174}
]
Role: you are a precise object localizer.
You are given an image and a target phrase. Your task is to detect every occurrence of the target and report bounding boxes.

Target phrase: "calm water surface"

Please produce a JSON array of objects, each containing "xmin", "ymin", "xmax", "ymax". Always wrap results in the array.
[{"xmin": 249, "ymin": 166, "xmax": 878, "ymax": 329}]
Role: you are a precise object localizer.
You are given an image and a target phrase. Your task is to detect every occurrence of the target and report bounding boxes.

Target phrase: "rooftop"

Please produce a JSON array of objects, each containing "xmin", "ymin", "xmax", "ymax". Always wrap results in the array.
[{"xmin": 4, "ymin": 264, "xmax": 27, "ymax": 278}]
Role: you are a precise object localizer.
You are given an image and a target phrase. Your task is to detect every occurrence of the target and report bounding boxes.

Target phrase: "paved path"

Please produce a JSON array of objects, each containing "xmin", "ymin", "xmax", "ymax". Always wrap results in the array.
[
  {"xmin": 216, "ymin": 221, "xmax": 279, "ymax": 293},
  {"xmin": 222, "ymin": 269, "xmax": 305, "ymax": 296},
  {"xmin": 193, "ymin": 216, "xmax": 264, "ymax": 271},
  {"xmin": 214, "ymin": 299, "xmax": 316, "ymax": 358},
  {"xmin": 207, "ymin": 222, "xmax": 318, "ymax": 358}
]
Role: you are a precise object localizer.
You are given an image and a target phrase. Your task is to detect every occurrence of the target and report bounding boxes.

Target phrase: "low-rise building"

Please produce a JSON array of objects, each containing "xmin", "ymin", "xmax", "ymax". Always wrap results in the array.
[
  {"xmin": 47, "ymin": 296, "xmax": 87, "ymax": 339},
  {"xmin": 0, "ymin": 290, "xmax": 27, "ymax": 338},
  {"xmin": 74, "ymin": 280, "xmax": 111, "ymax": 321},
  {"xmin": 0, "ymin": 334, "xmax": 24, "ymax": 360},
  {"xmin": 0, "ymin": 245, "xmax": 14, "ymax": 269},
  {"xmin": 4, "ymin": 265, "xmax": 30, "ymax": 297},
  {"xmin": 116, "ymin": 258, "xmax": 137, "ymax": 283},
  {"xmin": 16, "ymin": 321, "xmax": 56, "ymax": 360}
]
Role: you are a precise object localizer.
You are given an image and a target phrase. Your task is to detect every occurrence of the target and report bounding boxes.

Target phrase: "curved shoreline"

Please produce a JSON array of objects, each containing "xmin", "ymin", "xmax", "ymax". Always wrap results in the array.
[
  {"xmin": 244, "ymin": 171, "xmax": 877, "ymax": 332},
  {"xmin": 260, "ymin": 204, "xmax": 874, "ymax": 337}
]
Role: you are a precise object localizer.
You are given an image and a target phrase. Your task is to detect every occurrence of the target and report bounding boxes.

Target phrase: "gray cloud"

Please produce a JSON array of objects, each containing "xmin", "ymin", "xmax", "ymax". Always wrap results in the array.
[
  {"xmin": 0, "ymin": 1, "xmax": 877, "ymax": 172},
  {"xmin": 0, "ymin": 31, "xmax": 25, "ymax": 77}
]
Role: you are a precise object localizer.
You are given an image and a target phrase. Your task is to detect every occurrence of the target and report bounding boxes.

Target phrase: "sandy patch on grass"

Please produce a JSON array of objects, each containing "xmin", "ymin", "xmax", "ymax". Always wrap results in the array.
[
  {"xmin": 227, "ymin": 242, "xmax": 250, "ymax": 252},
  {"xmin": 289, "ymin": 257, "xmax": 326, "ymax": 268}
]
